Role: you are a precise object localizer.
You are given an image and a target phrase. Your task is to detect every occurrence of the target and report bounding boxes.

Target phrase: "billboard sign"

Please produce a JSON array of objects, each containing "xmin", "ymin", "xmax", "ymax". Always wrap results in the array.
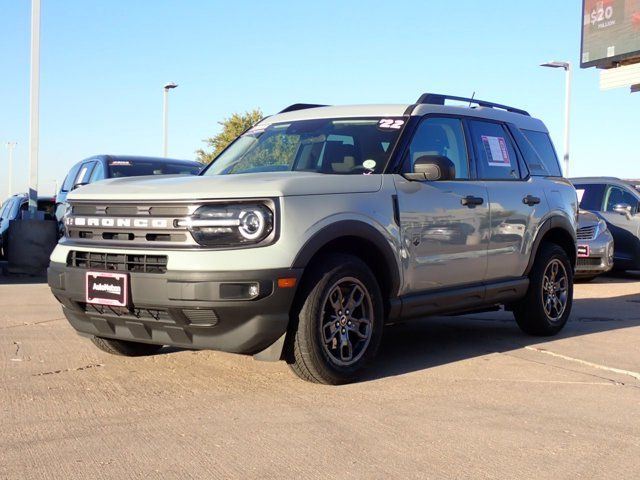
[{"xmin": 581, "ymin": 0, "xmax": 640, "ymax": 68}]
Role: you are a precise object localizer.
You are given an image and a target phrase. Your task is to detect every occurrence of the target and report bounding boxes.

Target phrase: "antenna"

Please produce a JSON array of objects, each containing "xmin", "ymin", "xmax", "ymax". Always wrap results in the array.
[{"xmin": 468, "ymin": 92, "xmax": 476, "ymax": 108}]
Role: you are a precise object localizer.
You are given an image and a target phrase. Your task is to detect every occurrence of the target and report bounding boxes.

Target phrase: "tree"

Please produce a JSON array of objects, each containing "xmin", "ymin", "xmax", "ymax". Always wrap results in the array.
[{"xmin": 196, "ymin": 109, "xmax": 263, "ymax": 164}]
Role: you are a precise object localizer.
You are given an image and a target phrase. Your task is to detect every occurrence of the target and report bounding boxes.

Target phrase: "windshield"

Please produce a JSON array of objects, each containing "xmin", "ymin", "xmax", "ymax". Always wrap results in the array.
[
  {"xmin": 202, "ymin": 117, "xmax": 405, "ymax": 176},
  {"xmin": 108, "ymin": 161, "xmax": 200, "ymax": 178}
]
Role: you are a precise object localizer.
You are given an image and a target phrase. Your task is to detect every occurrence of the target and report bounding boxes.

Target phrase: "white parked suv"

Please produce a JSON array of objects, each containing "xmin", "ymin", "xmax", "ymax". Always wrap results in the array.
[{"xmin": 48, "ymin": 93, "xmax": 578, "ymax": 384}]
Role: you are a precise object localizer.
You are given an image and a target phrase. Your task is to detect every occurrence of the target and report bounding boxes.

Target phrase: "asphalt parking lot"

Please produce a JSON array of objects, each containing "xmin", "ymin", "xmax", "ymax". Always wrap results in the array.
[{"xmin": 1, "ymin": 268, "xmax": 639, "ymax": 479}]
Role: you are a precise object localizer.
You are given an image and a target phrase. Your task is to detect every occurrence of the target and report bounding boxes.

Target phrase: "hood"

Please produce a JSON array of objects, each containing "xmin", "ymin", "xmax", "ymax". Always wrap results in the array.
[
  {"xmin": 67, "ymin": 172, "xmax": 383, "ymax": 201},
  {"xmin": 578, "ymin": 209, "xmax": 601, "ymax": 228}
]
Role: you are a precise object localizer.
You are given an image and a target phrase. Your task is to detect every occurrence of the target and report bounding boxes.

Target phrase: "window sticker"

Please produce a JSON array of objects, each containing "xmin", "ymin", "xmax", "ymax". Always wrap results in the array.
[
  {"xmin": 378, "ymin": 118, "xmax": 405, "ymax": 130},
  {"xmin": 481, "ymin": 135, "xmax": 511, "ymax": 167},
  {"xmin": 363, "ymin": 159, "xmax": 376, "ymax": 170},
  {"xmin": 576, "ymin": 188, "xmax": 585, "ymax": 203}
]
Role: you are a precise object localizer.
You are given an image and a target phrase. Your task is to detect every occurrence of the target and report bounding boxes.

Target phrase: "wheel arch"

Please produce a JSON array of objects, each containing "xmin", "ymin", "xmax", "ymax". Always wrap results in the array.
[
  {"xmin": 525, "ymin": 216, "xmax": 577, "ymax": 275},
  {"xmin": 292, "ymin": 220, "xmax": 401, "ymax": 305}
]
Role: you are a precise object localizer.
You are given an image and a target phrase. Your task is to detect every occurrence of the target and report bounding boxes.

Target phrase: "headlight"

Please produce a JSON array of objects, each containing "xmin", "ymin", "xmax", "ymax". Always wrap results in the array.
[
  {"xmin": 62, "ymin": 203, "xmax": 73, "ymax": 236},
  {"xmin": 594, "ymin": 218, "xmax": 607, "ymax": 238},
  {"xmin": 179, "ymin": 203, "xmax": 274, "ymax": 247}
]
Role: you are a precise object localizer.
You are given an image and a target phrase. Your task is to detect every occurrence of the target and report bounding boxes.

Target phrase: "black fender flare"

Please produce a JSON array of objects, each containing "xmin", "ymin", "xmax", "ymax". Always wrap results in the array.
[
  {"xmin": 524, "ymin": 215, "xmax": 577, "ymax": 275},
  {"xmin": 291, "ymin": 220, "xmax": 401, "ymax": 297}
]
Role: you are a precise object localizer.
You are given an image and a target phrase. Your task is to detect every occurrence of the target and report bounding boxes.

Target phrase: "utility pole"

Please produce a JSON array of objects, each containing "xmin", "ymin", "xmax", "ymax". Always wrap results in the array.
[
  {"xmin": 162, "ymin": 82, "xmax": 178, "ymax": 157},
  {"xmin": 540, "ymin": 61, "xmax": 572, "ymax": 176}
]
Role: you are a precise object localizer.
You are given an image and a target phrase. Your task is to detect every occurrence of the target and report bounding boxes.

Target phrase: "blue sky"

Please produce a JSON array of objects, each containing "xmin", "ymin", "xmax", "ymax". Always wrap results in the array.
[{"xmin": 1, "ymin": 0, "xmax": 638, "ymax": 197}]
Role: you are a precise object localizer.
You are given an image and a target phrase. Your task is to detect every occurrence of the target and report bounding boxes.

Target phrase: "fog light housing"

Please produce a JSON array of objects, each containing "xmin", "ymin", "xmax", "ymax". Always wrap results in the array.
[{"xmin": 219, "ymin": 282, "xmax": 260, "ymax": 300}]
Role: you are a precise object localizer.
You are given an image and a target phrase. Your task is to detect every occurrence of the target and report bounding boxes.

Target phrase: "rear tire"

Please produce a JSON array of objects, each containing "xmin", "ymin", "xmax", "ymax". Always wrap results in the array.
[
  {"xmin": 513, "ymin": 243, "xmax": 573, "ymax": 336},
  {"xmin": 91, "ymin": 336, "xmax": 163, "ymax": 356},
  {"xmin": 286, "ymin": 254, "xmax": 384, "ymax": 385}
]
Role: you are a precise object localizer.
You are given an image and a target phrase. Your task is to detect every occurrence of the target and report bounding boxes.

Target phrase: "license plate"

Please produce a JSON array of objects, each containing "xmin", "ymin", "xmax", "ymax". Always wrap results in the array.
[
  {"xmin": 85, "ymin": 271, "xmax": 129, "ymax": 307},
  {"xmin": 577, "ymin": 244, "xmax": 590, "ymax": 258}
]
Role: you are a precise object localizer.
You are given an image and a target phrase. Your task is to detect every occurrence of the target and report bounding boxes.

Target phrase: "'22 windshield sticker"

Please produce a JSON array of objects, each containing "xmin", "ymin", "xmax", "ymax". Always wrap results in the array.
[{"xmin": 378, "ymin": 118, "xmax": 405, "ymax": 130}]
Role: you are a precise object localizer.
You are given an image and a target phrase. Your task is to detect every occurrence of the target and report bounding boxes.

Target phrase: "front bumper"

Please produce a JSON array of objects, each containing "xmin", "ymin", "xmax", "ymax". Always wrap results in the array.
[
  {"xmin": 575, "ymin": 231, "xmax": 614, "ymax": 278},
  {"xmin": 48, "ymin": 261, "xmax": 302, "ymax": 355}
]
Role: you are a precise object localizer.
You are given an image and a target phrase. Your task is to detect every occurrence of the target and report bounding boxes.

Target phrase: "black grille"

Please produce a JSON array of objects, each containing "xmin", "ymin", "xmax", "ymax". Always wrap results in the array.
[
  {"xmin": 68, "ymin": 251, "xmax": 168, "ymax": 274},
  {"xmin": 82, "ymin": 304, "xmax": 219, "ymax": 327},
  {"xmin": 577, "ymin": 225, "xmax": 596, "ymax": 241},
  {"xmin": 577, "ymin": 257, "xmax": 601, "ymax": 267},
  {"xmin": 84, "ymin": 304, "xmax": 173, "ymax": 322},
  {"xmin": 72, "ymin": 204, "xmax": 190, "ymax": 216}
]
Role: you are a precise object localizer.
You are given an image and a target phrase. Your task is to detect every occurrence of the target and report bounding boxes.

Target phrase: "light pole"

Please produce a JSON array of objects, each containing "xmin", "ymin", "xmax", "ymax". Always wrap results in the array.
[
  {"xmin": 162, "ymin": 82, "xmax": 178, "ymax": 157},
  {"xmin": 28, "ymin": 0, "xmax": 41, "ymax": 218},
  {"xmin": 541, "ymin": 61, "xmax": 572, "ymax": 177},
  {"xmin": 6, "ymin": 142, "xmax": 17, "ymax": 198}
]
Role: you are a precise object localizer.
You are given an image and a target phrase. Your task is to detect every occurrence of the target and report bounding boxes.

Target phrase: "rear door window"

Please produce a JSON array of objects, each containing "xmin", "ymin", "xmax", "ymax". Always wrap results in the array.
[
  {"xmin": 469, "ymin": 120, "xmax": 521, "ymax": 180},
  {"xmin": 521, "ymin": 130, "xmax": 562, "ymax": 177}
]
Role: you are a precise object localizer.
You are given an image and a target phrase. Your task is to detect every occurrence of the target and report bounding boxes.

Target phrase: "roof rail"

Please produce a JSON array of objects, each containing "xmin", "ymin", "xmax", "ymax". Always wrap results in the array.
[
  {"xmin": 416, "ymin": 93, "xmax": 530, "ymax": 116},
  {"xmin": 278, "ymin": 103, "xmax": 327, "ymax": 114}
]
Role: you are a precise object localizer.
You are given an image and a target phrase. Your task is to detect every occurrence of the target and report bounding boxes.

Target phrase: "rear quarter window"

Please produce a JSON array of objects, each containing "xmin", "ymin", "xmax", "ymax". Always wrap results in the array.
[{"xmin": 521, "ymin": 130, "xmax": 562, "ymax": 177}]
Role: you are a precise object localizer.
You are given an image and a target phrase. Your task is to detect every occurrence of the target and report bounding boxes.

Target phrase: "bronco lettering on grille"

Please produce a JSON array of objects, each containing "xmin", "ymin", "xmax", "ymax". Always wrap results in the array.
[{"xmin": 66, "ymin": 217, "xmax": 174, "ymax": 229}]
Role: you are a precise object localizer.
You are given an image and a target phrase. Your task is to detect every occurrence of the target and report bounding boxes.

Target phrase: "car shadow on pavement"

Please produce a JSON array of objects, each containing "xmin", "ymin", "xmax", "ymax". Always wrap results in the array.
[
  {"xmin": 0, "ymin": 261, "xmax": 48, "ymax": 284},
  {"xmin": 362, "ymin": 287, "xmax": 640, "ymax": 383}
]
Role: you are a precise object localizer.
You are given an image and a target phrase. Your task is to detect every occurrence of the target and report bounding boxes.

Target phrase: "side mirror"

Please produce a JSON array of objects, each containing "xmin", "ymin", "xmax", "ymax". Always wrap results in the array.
[
  {"xmin": 404, "ymin": 155, "xmax": 456, "ymax": 182},
  {"xmin": 613, "ymin": 203, "xmax": 632, "ymax": 219}
]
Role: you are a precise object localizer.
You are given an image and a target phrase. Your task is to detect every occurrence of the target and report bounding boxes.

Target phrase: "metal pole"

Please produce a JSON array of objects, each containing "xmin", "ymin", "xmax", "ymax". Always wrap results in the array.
[
  {"xmin": 162, "ymin": 87, "xmax": 169, "ymax": 157},
  {"xmin": 28, "ymin": 0, "xmax": 41, "ymax": 218},
  {"xmin": 563, "ymin": 63, "xmax": 572, "ymax": 177},
  {"xmin": 6, "ymin": 142, "xmax": 17, "ymax": 198}
]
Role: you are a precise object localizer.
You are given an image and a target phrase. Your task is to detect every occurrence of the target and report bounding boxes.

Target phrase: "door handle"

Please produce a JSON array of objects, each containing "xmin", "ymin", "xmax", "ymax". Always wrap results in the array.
[
  {"xmin": 523, "ymin": 195, "xmax": 541, "ymax": 206},
  {"xmin": 461, "ymin": 196, "xmax": 484, "ymax": 207}
]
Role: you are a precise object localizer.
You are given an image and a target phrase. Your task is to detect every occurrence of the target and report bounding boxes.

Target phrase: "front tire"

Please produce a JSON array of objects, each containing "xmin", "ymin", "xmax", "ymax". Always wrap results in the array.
[
  {"xmin": 513, "ymin": 243, "xmax": 573, "ymax": 336},
  {"xmin": 91, "ymin": 337, "xmax": 163, "ymax": 356},
  {"xmin": 286, "ymin": 254, "xmax": 384, "ymax": 384}
]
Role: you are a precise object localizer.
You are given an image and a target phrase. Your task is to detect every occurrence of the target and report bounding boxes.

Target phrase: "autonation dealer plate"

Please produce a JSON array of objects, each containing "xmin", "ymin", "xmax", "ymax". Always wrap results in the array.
[{"xmin": 85, "ymin": 272, "xmax": 129, "ymax": 307}]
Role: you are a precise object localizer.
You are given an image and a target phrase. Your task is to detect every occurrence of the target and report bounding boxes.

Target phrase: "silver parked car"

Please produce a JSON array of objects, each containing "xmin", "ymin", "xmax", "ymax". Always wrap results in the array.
[
  {"xmin": 575, "ymin": 210, "xmax": 614, "ymax": 281},
  {"xmin": 572, "ymin": 177, "xmax": 640, "ymax": 272}
]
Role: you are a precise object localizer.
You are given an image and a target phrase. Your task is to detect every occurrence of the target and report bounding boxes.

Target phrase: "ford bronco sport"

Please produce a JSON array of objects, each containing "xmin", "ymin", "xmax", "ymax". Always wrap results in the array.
[{"xmin": 48, "ymin": 93, "xmax": 578, "ymax": 384}]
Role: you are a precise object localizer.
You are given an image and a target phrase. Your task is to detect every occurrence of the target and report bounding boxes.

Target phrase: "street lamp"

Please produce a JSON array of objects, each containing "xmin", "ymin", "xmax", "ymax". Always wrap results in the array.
[
  {"xmin": 6, "ymin": 142, "xmax": 17, "ymax": 198},
  {"xmin": 541, "ymin": 61, "xmax": 572, "ymax": 177},
  {"xmin": 162, "ymin": 82, "xmax": 178, "ymax": 157}
]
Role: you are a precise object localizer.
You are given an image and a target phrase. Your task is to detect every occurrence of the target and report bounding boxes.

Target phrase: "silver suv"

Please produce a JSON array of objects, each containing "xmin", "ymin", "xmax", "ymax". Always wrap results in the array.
[{"xmin": 48, "ymin": 93, "xmax": 578, "ymax": 384}]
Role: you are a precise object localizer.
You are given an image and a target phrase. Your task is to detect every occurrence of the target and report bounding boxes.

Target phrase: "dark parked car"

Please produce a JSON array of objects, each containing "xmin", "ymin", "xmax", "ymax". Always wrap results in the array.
[
  {"xmin": 55, "ymin": 155, "xmax": 202, "ymax": 227},
  {"xmin": 0, "ymin": 194, "xmax": 56, "ymax": 259},
  {"xmin": 572, "ymin": 177, "xmax": 640, "ymax": 271}
]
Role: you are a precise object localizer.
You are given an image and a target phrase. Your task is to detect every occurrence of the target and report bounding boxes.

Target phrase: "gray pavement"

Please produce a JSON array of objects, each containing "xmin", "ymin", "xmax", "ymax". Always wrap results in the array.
[{"xmin": 1, "ymin": 269, "xmax": 639, "ymax": 479}]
